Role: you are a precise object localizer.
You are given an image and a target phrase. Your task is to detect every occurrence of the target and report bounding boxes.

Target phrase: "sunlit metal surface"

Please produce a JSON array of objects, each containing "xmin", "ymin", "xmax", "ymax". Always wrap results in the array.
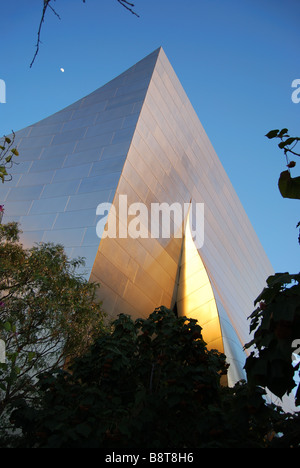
[
  {"xmin": 0, "ymin": 48, "xmax": 273, "ymax": 387},
  {"xmin": 177, "ymin": 211, "xmax": 224, "ymax": 353}
]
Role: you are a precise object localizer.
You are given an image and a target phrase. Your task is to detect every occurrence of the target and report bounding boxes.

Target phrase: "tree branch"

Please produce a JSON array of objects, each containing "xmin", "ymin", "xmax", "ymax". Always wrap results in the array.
[
  {"xmin": 117, "ymin": 0, "xmax": 139, "ymax": 17},
  {"xmin": 30, "ymin": 1, "xmax": 61, "ymax": 68},
  {"xmin": 30, "ymin": 0, "xmax": 139, "ymax": 68}
]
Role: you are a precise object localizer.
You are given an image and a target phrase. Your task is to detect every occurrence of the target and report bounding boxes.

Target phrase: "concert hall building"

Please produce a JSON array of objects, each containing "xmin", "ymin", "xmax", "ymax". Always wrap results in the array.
[{"xmin": 0, "ymin": 48, "xmax": 273, "ymax": 386}]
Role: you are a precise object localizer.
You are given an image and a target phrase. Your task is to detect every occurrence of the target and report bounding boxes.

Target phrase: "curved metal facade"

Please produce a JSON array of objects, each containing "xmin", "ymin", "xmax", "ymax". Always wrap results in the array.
[{"xmin": 0, "ymin": 48, "xmax": 274, "ymax": 385}]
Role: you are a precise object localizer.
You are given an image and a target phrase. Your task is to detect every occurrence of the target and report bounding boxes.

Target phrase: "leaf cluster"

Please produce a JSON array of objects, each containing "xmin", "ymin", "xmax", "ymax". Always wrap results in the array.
[
  {"xmin": 0, "ymin": 133, "xmax": 19, "ymax": 184},
  {"xmin": 266, "ymin": 127, "xmax": 300, "ymax": 244},
  {"xmin": 266, "ymin": 128, "xmax": 300, "ymax": 200},
  {"xmin": 245, "ymin": 273, "xmax": 300, "ymax": 404}
]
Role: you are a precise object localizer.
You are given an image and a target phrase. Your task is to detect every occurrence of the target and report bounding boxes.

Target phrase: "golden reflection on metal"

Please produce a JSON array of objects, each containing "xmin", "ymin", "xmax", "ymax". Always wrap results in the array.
[{"xmin": 176, "ymin": 211, "xmax": 224, "ymax": 353}]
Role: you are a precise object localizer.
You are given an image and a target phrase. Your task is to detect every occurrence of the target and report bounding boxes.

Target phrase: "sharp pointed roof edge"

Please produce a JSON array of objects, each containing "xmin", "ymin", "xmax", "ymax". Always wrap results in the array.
[{"xmin": 14, "ymin": 47, "xmax": 166, "ymax": 133}]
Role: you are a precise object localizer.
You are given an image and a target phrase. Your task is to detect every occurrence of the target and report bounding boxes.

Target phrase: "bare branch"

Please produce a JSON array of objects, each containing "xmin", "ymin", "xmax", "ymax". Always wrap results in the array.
[
  {"xmin": 30, "ymin": 1, "xmax": 139, "ymax": 67},
  {"xmin": 30, "ymin": 1, "xmax": 61, "ymax": 68}
]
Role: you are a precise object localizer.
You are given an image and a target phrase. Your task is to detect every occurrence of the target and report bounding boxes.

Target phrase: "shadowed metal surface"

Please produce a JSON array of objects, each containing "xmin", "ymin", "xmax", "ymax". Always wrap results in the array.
[{"xmin": 0, "ymin": 49, "xmax": 160, "ymax": 273}]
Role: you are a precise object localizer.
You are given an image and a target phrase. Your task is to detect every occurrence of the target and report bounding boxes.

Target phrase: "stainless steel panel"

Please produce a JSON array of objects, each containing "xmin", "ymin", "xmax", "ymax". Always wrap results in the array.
[
  {"xmin": 92, "ymin": 156, "xmax": 126, "ymax": 176},
  {"xmin": 41, "ymin": 140, "xmax": 77, "ymax": 159},
  {"xmin": 30, "ymin": 196, "xmax": 69, "ymax": 215},
  {"xmin": 18, "ymin": 170, "xmax": 54, "ymax": 187},
  {"xmin": 77, "ymin": 172, "xmax": 120, "ymax": 194},
  {"xmin": 66, "ymin": 189, "xmax": 112, "ymax": 211},
  {"xmin": 53, "ymin": 208, "xmax": 97, "ymax": 230},
  {"xmin": 41, "ymin": 179, "xmax": 80, "ymax": 199},
  {"xmin": 42, "ymin": 227, "xmax": 85, "ymax": 246},
  {"xmin": 53, "ymin": 163, "xmax": 92, "ymax": 183},
  {"xmin": 19, "ymin": 213, "xmax": 56, "ymax": 231},
  {"xmin": 5, "ymin": 184, "xmax": 44, "ymax": 201},
  {"xmin": 52, "ymin": 127, "xmax": 87, "ymax": 146},
  {"xmin": 75, "ymin": 132, "xmax": 114, "ymax": 152},
  {"xmin": 101, "ymin": 140, "xmax": 131, "ymax": 159},
  {"xmin": 85, "ymin": 117, "xmax": 124, "ymax": 139},
  {"xmin": 29, "ymin": 122, "xmax": 63, "ymax": 137},
  {"xmin": 63, "ymin": 148, "xmax": 101, "ymax": 167},
  {"xmin": 19, "ymin": 134, "xmax": 53, "ymax": 149},
  {"xmin": 30, "ymin": 155, "xmax": 66, "ymax": 172}
]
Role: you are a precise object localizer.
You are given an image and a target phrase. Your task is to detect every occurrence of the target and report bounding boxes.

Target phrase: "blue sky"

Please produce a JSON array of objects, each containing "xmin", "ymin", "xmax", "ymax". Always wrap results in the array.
[{"xmin": 1, "ymin": 0, "xmax": 299, "ymax": 277}]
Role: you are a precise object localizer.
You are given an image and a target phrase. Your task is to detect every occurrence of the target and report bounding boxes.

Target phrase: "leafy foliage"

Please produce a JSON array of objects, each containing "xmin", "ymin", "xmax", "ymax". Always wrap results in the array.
[
  {"xmin": 265, "ymin": 128, "xmax": 300, "ymax": 200},
  {"xmin": 265, "ymin": 128, "xmax": 300, "ymax": 161},
  {"xmin": 244, "ymin": 273, "xmax": 300, "ymax": 405},
  {"xmin": 0, "ymin": 132, "xmax": 19, "ymax": 184},
  {"xmin": 0, "ymin": 222, "xmax": 105, "ymax": 442},
  {"xmin": 265, "ymin": 127, "xmax": 300, "ymax": 242},
  {"xmin": 9, "ymin": 307, "xmax": 296, "ymax": 448}
]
